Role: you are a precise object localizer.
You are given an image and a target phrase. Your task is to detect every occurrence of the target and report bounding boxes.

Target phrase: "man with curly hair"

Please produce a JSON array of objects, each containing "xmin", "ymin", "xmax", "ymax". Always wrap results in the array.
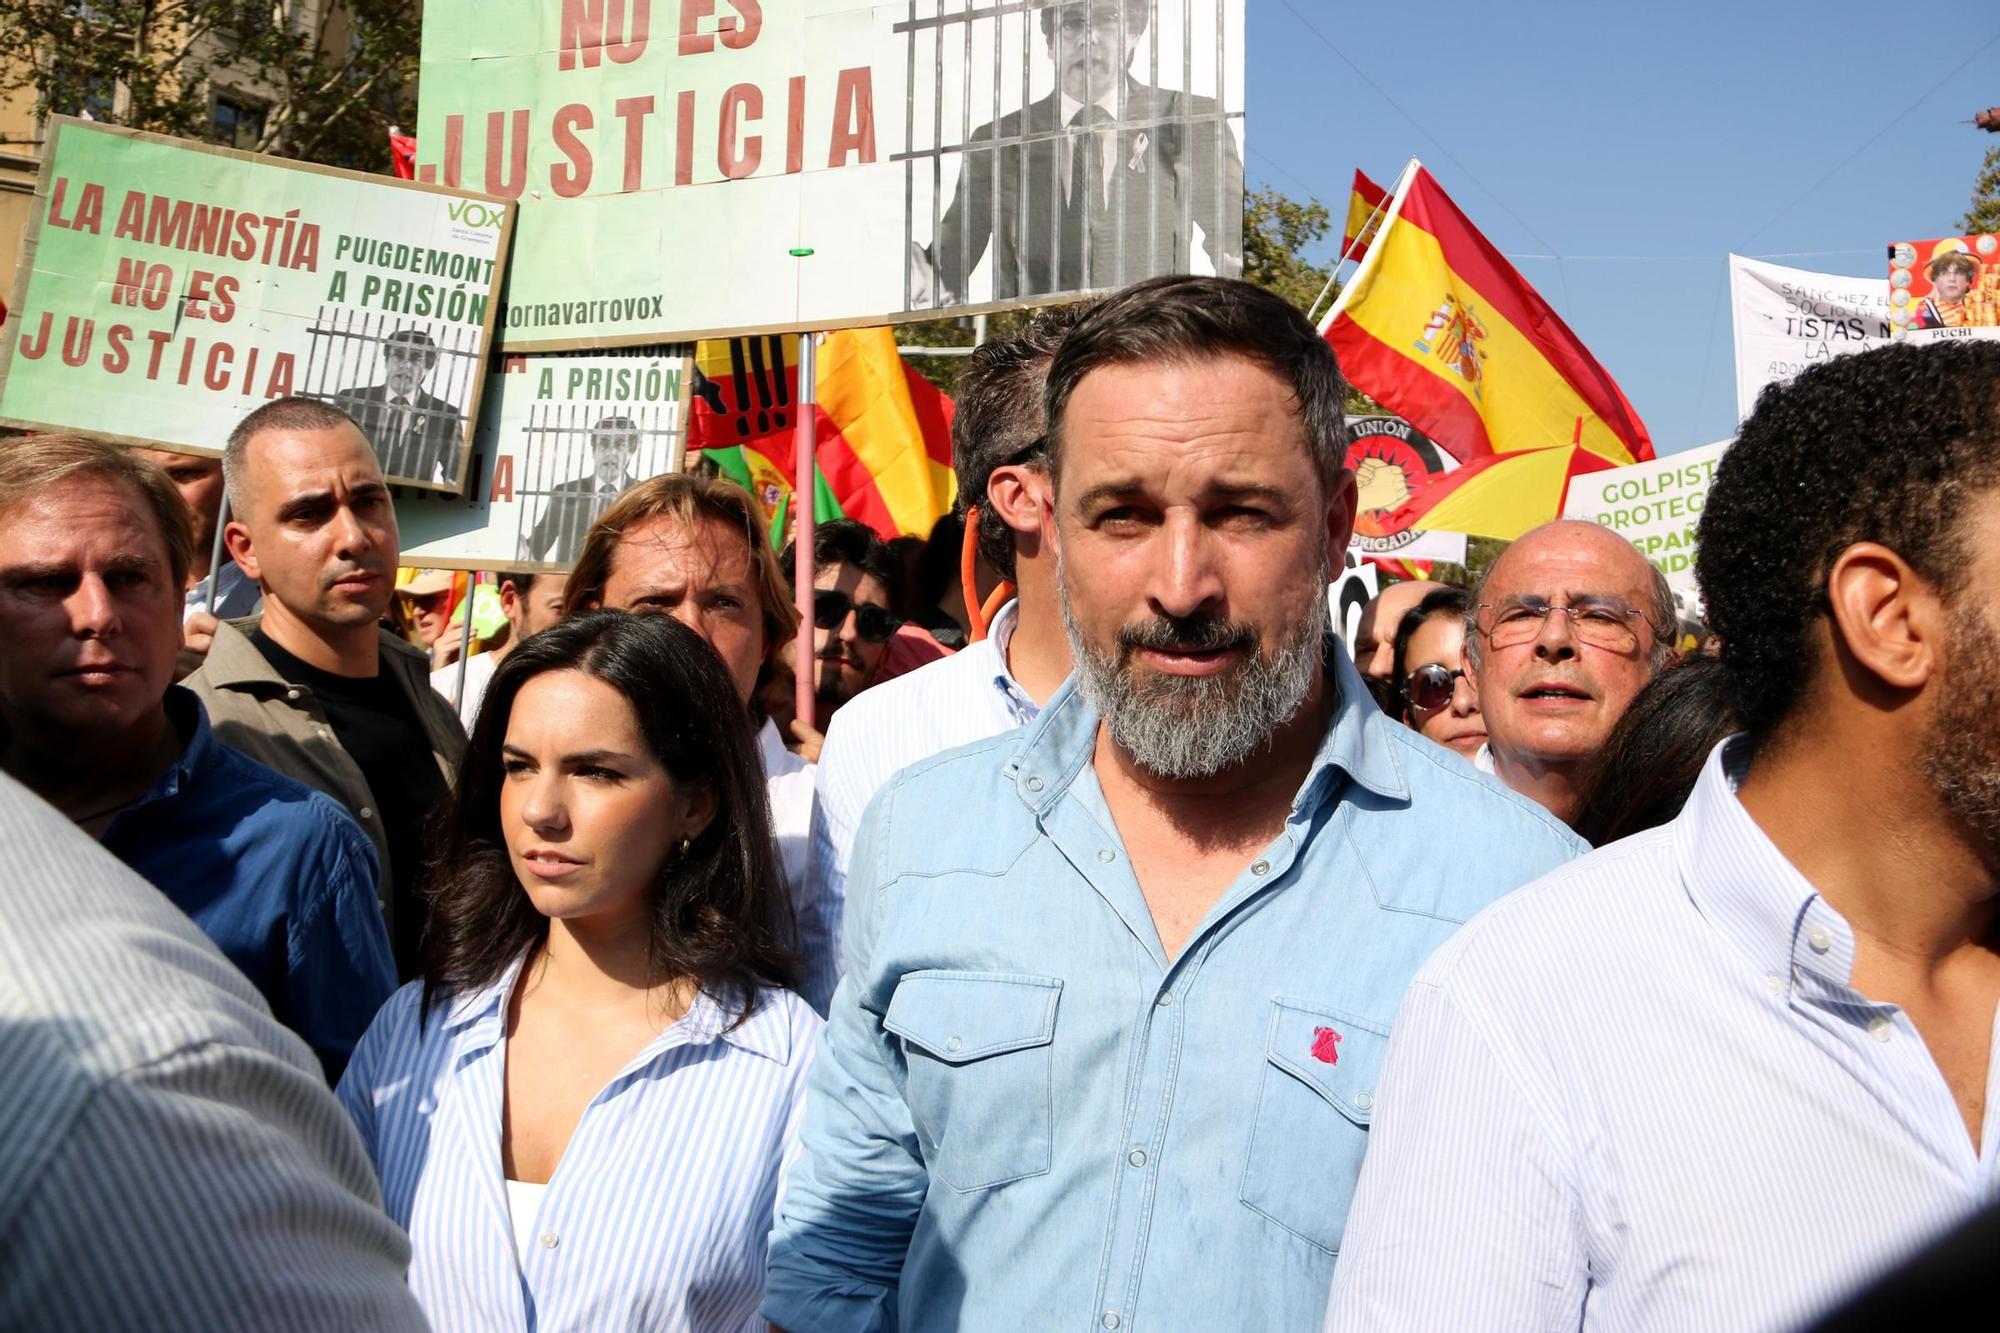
[{"xmin": 1325, "ymin": 339, "xmax": 2000, "ymax": 1331}]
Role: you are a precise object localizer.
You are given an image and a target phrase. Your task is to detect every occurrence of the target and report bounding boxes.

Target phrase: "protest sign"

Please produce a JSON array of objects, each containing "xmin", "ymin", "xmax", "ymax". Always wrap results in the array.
[
  {"xmin": 1561, "ymin": 439, "xmax": 1729, "ymax": 619},
  {"xmin": 1345, "ymin": 413, "xmax": 1464, "ymax": 564},
  {"xmin": 1728, "ymin": 255, "xmax": 1890, "ymax": 423},
  {"xmin": 417, "ymin": 0, "xmax": 1245, "ymax": 349},
  {"xmin": 397, "ymin": 348, "xmax": 689, "ymax": 569},
  {"xmin": 0, "ymin": 118, "xmax": 512, "ymax": 493},
  {"xmin": 1888, "ymin": 235, "xmax": 2000, "ymax": 345}
]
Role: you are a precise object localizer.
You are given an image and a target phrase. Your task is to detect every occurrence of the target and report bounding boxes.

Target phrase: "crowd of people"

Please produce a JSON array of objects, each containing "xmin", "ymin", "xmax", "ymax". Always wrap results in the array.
[{"xmin": 2, "ymin": 273, "xmax": 1997, "ymax": 1330}]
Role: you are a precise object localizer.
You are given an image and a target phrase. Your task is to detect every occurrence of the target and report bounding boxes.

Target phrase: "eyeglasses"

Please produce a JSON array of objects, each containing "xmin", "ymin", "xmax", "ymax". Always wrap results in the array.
[
  {"xmin": 1403, "ymin": 663, "xmax": 1466, "ymax": 715},
  {"xmin": 813, "ymin": 589, "xmax": 901, "ymax": 644},
  {"xmin": 1476, "ymin": 595, "xmax": 1663, "ymax": 654}
]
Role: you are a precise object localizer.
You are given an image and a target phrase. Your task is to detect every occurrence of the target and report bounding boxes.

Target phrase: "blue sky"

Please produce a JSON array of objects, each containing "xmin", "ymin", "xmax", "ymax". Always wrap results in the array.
[{"xmin": 1246, "ymin": 1, "xmax": 2000, "ymax": 456}]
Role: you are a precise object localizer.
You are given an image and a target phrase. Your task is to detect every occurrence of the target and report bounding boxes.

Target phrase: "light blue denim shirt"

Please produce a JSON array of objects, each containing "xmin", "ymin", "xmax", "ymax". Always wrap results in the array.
[{"xmin": 765, "ymin": 642, "xmax": 1587, "ymax": 1333}]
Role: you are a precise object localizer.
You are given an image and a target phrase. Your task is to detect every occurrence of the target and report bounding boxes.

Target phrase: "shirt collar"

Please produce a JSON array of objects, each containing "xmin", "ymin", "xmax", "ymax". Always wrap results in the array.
[
  {"xmin": 439, "ymin": 951, "xmax": 798, "ymax": 1065},
  {"xmin": 1675, "ymin": 736, "xmax": 1857, "ymax": 990},
  {"xmin": 756, "ymin": 717, "xmax": 791, "ymax": 774},
  {"xmin": 1060, "ymin": 85, "xmax": 1124, "ymax": 124},
  {"xmin": 983, "ymin": 599, "xmax": 1039, "ymax": 723},
  {"xmin": 110, "ymin": 687, "xmax": 216, "ymax": 819},
  {"xmin": 1004, "ymin": 635, "xmax": 1408, "ymax": 819}
]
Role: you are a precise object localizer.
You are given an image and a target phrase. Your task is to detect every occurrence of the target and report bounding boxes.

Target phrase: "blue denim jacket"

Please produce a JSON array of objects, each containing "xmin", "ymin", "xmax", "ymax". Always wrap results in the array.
[
  {"xmin": 102, "ymin": 688, "xmax": 396, "ymax": 1081},
  {"xmin": 765, "ymin": 644, "xmax": 1587, "ymax": 1332}
]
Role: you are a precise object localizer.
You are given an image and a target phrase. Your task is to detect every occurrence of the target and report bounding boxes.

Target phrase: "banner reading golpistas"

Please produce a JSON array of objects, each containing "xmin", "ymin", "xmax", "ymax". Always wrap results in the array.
[
  {"xmin": 418, "ymin": 0, "xmax": 1245, "ymax": 348},
  {"xmin": 0, "ymin": 119, "xmax": 514, "ymax": 493}
]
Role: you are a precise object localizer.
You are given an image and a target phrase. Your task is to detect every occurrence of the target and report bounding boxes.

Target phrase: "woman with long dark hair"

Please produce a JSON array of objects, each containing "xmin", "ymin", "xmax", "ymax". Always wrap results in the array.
[{"xmin": 337, "ymin": 611, "xmax": 817, "ymax": 1330}]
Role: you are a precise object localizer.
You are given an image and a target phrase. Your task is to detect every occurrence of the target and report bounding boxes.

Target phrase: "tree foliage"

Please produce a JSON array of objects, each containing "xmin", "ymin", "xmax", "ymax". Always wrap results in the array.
[
  {"xmin": 0, "ymin": 0, "xmax": 416, "ymax": 169},
  {"xmin": 1241, "ymin": 185, "xmax": 1335, "ymax": 315},
  {"xmin": 1963, "ymin": 145, "xmax": 2000, "ymax": 236}
]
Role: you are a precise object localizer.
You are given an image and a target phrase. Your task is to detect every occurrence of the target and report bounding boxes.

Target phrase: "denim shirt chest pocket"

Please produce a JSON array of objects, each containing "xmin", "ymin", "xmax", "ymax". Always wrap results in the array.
[
  {"xmin": 1239, "ymin": 998, "xmax": 1388, "ymax": 1255},
  {"xmin": 884, "ymin": 970, "xmax": 1062, "ymax": 1193}
]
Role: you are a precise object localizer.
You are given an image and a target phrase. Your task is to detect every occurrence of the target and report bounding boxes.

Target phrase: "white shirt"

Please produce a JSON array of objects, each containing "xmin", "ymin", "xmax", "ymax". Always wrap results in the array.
[
  {"xmin": 338, "ymin": 960, "xmax": 820, "ymax": 1333},
  {"xmin": 1471, "ymin": 741, "xmax": 1496, "ymax": 775},
  {"xmin": 807, "ymin": 600, "xmax": 1041, "ymax": 968},
  {"xmin": 759, "ymin": 718, "xmax": 833, "ymax": 1014},
  {"xmin": 432, "ymin": 650, "xmax": 500, "ymax": 731},
  {"xmin": 1325, "ymin": 739, "xmax": 2000, "ymax": 1333},
  {"xmin": 0, "ymin": 771, "xmax": 426, "ymax": 1330}
]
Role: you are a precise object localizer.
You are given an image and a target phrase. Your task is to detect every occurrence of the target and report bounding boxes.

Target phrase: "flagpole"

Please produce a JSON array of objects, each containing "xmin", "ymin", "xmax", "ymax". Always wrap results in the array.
[
  {"xmin": 1317, "ymin": 158, "xmax": 1422, "ymax": 335},
  {"xmin": 204, "ymin": 489, "xmax": 232, "ymax": 615},
  {"xmin": 793, "ymin": 331, "xmax": 817, "ymax": 734},
  {"xmin": 1307, "ymin": 190, "xmax": 1393, "ymax": 326}
]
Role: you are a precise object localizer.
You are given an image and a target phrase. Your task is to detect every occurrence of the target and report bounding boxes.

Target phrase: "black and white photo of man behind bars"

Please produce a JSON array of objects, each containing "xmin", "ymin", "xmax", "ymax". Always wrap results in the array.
[
  {"xmin": 908, "ymin": 0, "xmax": 1243, "ymax": 308},
  {"xmin": 300, "ymin": 310, "xmax": 478, "ymax": 488}
]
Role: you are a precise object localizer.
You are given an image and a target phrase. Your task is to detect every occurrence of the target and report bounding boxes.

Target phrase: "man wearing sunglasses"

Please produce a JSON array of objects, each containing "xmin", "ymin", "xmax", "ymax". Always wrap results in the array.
[
  {"xmin": 1463, "ymin": 519, "xmax": 1676, "ymax": 824},
  {"xmin": 782, "ymin": 519, "xmax": 903, "ymax": 721}
]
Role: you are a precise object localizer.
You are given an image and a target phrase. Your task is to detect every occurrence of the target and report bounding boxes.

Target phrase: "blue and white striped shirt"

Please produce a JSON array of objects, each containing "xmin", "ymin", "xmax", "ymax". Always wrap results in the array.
[
  {"xmin": 337, "ymin": 957, "xmax": 820, "ymax": 1332},
  {"xmin": 1325, "ymin": 739, "xmax": 2000, "ymax": 1332}
]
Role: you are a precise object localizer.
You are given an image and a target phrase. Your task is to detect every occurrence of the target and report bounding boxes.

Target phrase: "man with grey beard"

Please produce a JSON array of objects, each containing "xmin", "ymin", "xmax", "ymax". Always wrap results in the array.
[{"xmin": 765, "ymin": 276, "xmax": 1583, "ymax": 1333}]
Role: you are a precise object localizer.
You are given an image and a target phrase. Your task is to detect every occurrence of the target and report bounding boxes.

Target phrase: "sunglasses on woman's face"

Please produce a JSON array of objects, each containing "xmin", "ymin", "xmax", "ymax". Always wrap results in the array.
[
  {"xmin": 812, "ymin": 590, "xmax": 901, "ymax": 644},
  {"xmin": 1404, "ymin": 663, "xmax": 1467, "ymax": 715}
]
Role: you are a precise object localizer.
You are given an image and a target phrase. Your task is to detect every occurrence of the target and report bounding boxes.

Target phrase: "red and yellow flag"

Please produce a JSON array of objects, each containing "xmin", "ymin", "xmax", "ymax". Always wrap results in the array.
[
  {"xmin": 688, "ymin": 328, "xmax": 955, "ymax": 541},
  {"xmin": 1322, "ymin": 164, "xmax": 1652, "ymax": 471},
  {"xmin": 1342, "ymin": 169, "xmax": 1390, "ymax": 263}
]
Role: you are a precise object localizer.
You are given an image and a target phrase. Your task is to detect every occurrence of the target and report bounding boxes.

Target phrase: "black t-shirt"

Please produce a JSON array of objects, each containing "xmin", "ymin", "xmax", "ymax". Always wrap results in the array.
[{"xmin": 251, "ymin": 629, "xmax": 447, "ymax": 979}]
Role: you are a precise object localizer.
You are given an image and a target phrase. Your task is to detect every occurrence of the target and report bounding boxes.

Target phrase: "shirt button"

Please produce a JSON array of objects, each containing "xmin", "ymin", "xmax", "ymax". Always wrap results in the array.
[
  {"xmin": 945, "ymin": 1036, "xmax": 963, "ymax": 1052},
  {"xmin": 1251, "ymin": 859, "xmax": 1271, "ymax": 876},
  {"xmin": 1024, "ymin": 776, "xmax": 1044, "ymax": 793},
  {"xmin": 539, "ymin": 1232, "xmax": 558, "ymax": 1249},
  {"xmin": 1765, "ymin": 974, "xmax": 1784, "ymax": 997},
  {"xmin": 1869, "ymin": 1017, "xmax": 1892, "ymax": 1043},
  {"xmin": 1155, "ymin": 991, "xmax": 1173, "ymax": 1007},
  {"xmin": 358, "ymin": 806, "xmax": 374, "ymax": 820},
  {"xmin": 1096, "ymin": 848, "xmax": 1115, "ymax": 863},
  {"xmin": 1101, "ymin": 1314, "xmax": 1121, "ymax": 1331},
  {"xmin": 285, "ymin": 688, "xmax": 302, "ymax": 701},
  {"xmin": 318, "ymin": 726, "xmax": 334, "ymax": 741},
  {"xmin": 1127, "ymin": 1147, "xmax": 1147, "ymax": 1167},
  {"xmin": 1806, "ymin": 925, "xmax": 1832, "ymax": 953},
  {"xmin": 1355, "ymin": 1091, "xmax": 1375, "ymax": 1110}
]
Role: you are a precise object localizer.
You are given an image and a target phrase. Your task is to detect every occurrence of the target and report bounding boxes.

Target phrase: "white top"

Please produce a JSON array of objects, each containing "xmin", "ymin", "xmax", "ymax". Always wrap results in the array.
[
  {"xmin": 1471, "ymin": 740, "xmax": 1496, "ymax": 775},
  {"xmin": 807, "ymin": 599, "xmax": 1041, "ymax": 977},
  {"xmin": 0, "ymin": 770, "xmax": 426, "ymax": 1330},
  {"xmin": 431, "ymin": 650, "xmax": 501, "ymax": 732},
  {"xmin": 757, "ymin": 718, "xmax": 833, "ymax": 1014},
  {"xmin": 505, "ymin": 1179, "xmax": 547, "ymax": 1265},
  {"xmin": 338, "ymin": 962, "xmax": 821, "ymax": 1333},
  {"xmin": 1324, "ymin": 739, "xmax": 2000, "ymax": 1333}
]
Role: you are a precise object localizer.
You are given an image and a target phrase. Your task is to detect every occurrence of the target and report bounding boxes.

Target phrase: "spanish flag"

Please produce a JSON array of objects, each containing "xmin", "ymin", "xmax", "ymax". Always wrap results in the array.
[
  {"xmin": 1321, "ymin": 163, "xmax": 1652, "ymax": 471},
  {"xmin": 1342, "ymin": 169, "xmax": 1390, "ymax": 263},
  {"xmin": 688, "ymin": 328, "xmax": 956, "ymax": 541}
]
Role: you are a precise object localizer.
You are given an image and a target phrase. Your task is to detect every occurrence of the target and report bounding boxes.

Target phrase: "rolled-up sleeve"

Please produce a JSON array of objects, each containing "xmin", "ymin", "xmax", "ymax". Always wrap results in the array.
[
  {"xmin": 764, "ymin": 786, "xmax": 930, "ymax": 1333},
  {"xmin": 1323, "ymin": 976, "xmax": 1588, "ymax": 1333}
]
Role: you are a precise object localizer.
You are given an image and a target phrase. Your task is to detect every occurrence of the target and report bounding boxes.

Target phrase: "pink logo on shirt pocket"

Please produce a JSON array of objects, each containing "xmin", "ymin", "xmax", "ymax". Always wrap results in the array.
[{"xmin": 1311, "ymin": 1026, "xmax": 1342, "ymax": 1065}]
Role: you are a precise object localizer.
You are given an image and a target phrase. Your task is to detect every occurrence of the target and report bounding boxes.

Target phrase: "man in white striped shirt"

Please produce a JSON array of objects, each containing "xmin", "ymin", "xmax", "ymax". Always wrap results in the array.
[
  {"xmin": 0, "ymin": 768, "xmax": 425, "ymax": 1331},
  {"xmin": 808, "ymin": 306, "xmax": 1087, "ymax": 947},
  {"xmin": 1325, "ymin": 340, "xmax": 2000, "ymax": 1332}
]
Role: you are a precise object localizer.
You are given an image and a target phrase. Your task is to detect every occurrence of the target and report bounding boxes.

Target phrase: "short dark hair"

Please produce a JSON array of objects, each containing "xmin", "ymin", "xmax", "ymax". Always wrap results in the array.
[
  {"xmin": 421, "ymin": 611, "xmax": 800, "ymax": 1024},
  {"xmin": 1391, "ymin": 586, "xmax": 1471, "ymax": 719},
  {"xmin": 495, "ymin": 569, "xmax": 544, "ymax": 595},
  {"xmin": 781, "ymin": 517, "xmax": 896, "ymax": 591},
  {"xmin": 1697, "ymin": 340, "xmax": 2000, "ymax": 741},
  {"xmin": 1571, "ymin": 655, "xmax": 1739, "ymax": 846},
  {"xmin": 1043, "ymin": 275, "xmax": 1347, "ymax": 497},
  {"xmin": 224, "ymin": 396, "xmax": 368, "ymax": 514},
  {"xmin": 953, "ymin": 302, "xmax": 1096, "ymax": 580}
]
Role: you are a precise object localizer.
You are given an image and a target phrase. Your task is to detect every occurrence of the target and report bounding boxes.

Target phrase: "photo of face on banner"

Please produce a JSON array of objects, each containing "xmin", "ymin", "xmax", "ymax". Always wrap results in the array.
[
  {"xmin": 396, "ymin": 350, "xmax": 687, "ymax": 571},
  {"xmin": 907, "ymin": 0, "xmax": 1246, "ymax": 310},
  {"xmin": 1889, "ymin": 236, "xmax": 2000, "ymax": 340},
  {"xmin": 302, "ymin": 319, "xmax": 476, "ymax": 488}
]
